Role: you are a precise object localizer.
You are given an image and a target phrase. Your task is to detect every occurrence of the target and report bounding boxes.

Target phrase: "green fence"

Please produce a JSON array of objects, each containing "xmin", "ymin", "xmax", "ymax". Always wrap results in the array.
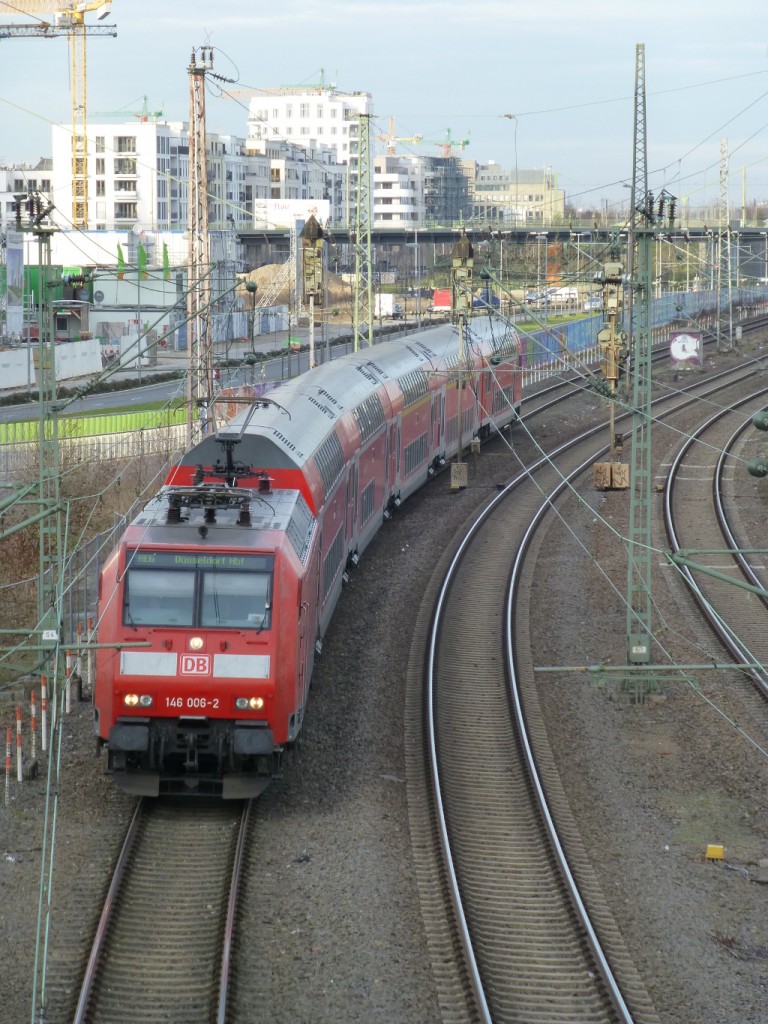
[{"xmin": 0, "ymin": 407, "xmax": 186, "ymax": 445}]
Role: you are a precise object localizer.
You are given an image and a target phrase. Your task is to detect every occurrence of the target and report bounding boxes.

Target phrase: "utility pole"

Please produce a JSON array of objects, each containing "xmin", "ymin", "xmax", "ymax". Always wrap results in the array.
[
  {"xmin": 352, "ymin": 113, "xmax": 373, "ymax": 351},
  {"xmin": 187, "ymin": 45, "xmax": 214, "ymax": 442}
]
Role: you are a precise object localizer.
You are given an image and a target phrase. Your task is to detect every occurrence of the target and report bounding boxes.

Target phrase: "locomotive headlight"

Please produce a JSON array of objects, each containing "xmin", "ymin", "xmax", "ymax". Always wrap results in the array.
[
  {"xmin": 235, "ymin": 696, "xmax": 265, "ymax": 710},
  {"xmin": 189, "ymin": 636, "xmax": 204, "ymax": 651},
  {"xmin": 124, "ymin": 693, "xmax": 153, "ymax": 708}
]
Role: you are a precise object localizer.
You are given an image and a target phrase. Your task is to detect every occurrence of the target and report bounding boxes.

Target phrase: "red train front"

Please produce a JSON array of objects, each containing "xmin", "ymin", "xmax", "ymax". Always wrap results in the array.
[{"xmin": 94, "ymin": 479, "xmax": 318, "ymax": 798}]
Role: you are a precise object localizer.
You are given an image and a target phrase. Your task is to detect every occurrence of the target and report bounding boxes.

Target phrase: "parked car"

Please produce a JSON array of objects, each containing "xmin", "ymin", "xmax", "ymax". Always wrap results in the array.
[{"xmin": 583, "ymin": 294, "xmax": 603, "ymax": 312}]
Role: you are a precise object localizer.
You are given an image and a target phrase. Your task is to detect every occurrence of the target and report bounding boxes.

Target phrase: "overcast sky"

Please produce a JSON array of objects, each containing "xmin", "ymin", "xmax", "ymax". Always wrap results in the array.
[{"xmin": 1, "ymin": 0, "xmax": 767, "ymax": 213}]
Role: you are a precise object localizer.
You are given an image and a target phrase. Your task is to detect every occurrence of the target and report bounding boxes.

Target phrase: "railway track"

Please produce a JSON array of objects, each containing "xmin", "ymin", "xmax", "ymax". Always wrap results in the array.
[
  {"xmin": 405, "ymin": 355, "xmax": 768, "ymax": 1022},
  {"xmin": 73, "ymin": 798, "xmax": 251, "ymax": 1024},
  {"xmin": 664, "ymin": 387, "xmax": 768, "ymax": 700},
  {"xmin": 410, "ymin": 428, "xmax": 654, "ymax": 1022}
]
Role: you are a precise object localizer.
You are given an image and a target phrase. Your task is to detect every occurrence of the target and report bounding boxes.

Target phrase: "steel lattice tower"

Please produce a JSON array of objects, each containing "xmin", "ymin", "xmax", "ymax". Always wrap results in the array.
[
  {"xmin": 624, "ymin": 43, "xmax": 656, "ymax": 689},
  {"xmin": 352, "ymin": 113, "xmax": 373, "ymax": 350},
  {"xmin": 187, "ymin": 46, "xmax": 214, "ymax": 442}
]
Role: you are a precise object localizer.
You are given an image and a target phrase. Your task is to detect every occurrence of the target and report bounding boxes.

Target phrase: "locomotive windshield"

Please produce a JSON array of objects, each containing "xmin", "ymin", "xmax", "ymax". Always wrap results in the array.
[{"xmin": 122, "ymin": 550, "xmax": 273, "ymax": 630}]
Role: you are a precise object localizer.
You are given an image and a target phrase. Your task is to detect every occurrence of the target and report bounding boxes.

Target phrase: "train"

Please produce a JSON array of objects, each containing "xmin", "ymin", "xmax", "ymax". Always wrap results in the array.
[{"xmin": 93, "ymin": 316, "xmax": 522, "ymax": 797}]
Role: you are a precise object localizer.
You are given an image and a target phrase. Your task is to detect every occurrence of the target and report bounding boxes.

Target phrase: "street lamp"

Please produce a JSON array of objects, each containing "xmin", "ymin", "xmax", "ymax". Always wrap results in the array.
[{"xmin": 501, "ymin": 113, "xmax": 519, "ymax": 228}]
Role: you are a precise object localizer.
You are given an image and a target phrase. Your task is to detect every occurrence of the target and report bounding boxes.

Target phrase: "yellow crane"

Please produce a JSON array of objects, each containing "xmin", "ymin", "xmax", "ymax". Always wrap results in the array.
[
  {"xmin": 0, "ymin": 1, "xmax": 117, "ymax": 228},
  {"xmin": 376, "ymin": 115, "xmax": 423, "ymax": 156}
]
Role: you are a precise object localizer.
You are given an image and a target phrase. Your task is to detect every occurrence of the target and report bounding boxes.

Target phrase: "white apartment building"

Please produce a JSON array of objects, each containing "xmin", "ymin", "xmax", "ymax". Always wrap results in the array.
[
  {"xmin": 50, "ymin": 121, "xmax": 254, "ymax": 233},
  {"xmin": 48, "ymin": 120, "xmax": 349, "ymax": 235},
  {"xmin": 246, "ymin": 137, "xmax": 346, "ymax": 227},
  {"xmin": 246, "ymin": 85, "xmax": 372, "ymax": 164},
  {"xmin": 373, "ymin": 154, "xmax": 424, "ymax": 225},
  {"xmin": 246, "ymin": 85, "xmax": 372, "ymax": 226}
]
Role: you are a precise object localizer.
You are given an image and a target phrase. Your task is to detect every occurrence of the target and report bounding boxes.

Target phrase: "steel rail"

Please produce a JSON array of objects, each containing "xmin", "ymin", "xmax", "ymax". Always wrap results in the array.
[
  {"xmin": 72, "ymin": 798, "xmax": 147, "ymax": 1024},
  {"xmin": 216, "ymin": 799, "xmax": 253, "ymax": 1024}
]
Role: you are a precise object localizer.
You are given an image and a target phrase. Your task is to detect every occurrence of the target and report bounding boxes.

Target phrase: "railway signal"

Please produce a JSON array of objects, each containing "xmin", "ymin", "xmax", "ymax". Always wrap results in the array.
[
  {"xmin": 593, "ymin": 257, "xmax": 630, "ymax": 490},
  {"xmin": 746, "ymin": 411, "xmax": 768, "ymax": 478}
]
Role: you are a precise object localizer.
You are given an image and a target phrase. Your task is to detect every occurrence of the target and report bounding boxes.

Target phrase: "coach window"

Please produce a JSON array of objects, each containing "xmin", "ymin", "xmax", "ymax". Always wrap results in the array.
[
  {"xmin": 200, "ymin": 570, "xmax": 272, "ymax": 630},
  {"xmin": 124, "ymin": 568, "xmax": 195, "ymax": 627}
]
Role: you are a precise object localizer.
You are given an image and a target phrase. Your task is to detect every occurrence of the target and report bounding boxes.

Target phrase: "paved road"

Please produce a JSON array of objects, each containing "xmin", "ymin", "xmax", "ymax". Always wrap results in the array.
[{"xmin": 0, "ymin": 318, "xmax": 435, "ymax": 421}]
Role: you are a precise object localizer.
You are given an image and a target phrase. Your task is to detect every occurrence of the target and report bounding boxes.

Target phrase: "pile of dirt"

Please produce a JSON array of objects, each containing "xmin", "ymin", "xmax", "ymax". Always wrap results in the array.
[{"xmin": 238, "ymin": 264, "xmax": 353, "ymax": 308}]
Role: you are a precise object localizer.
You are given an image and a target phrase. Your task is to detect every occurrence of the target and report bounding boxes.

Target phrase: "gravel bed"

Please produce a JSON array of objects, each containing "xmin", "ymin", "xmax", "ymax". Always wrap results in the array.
[{"xmin": 1, "ymin": 361, "xmax": 766, "ymax": 1023}]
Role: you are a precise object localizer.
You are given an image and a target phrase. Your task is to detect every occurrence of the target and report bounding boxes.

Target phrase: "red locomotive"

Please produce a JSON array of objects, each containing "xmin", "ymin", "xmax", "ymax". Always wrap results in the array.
[{"xmin": 94, "ymin": 318, "xmax": 521, "ymax": 797}]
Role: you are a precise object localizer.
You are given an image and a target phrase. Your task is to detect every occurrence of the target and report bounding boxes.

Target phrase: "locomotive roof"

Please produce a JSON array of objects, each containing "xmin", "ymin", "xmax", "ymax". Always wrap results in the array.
[
  {"xmin": 127, "ymin": 486, "xmax": 317, "ymax": 565},
  {"xmin": 181, "ymin": 318, "xmax": 515, "ymax": 474}
]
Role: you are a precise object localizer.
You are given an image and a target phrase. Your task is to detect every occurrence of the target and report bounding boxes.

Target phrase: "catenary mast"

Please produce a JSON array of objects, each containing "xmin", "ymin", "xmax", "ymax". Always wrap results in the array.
[{"xmin": 187, "ymin": 46, "xmax": 214, "ymax": 442}]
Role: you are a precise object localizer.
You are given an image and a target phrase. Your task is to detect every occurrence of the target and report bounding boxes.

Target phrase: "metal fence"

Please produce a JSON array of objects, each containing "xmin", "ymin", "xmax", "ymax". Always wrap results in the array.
[{"xmin": 0, "ymin": 424, "xmax": 186, "ymax": 482}]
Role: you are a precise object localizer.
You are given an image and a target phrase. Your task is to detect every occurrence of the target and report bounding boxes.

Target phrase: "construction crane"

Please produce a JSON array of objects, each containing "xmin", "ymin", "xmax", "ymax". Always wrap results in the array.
[
  {"xmin": 92, "ymin": 94, "xmax": 164, "ymax": 121},
  {"xmin": 0, "ymin": 1, "xmax": 117, "ymax": 229},
  {"xmin": 432, "ymin": 128, "xmax": 471, "ymax": 158},
  {"xmin": 375, "ymin": 115, "xmax": 423, "ymax": 156}
]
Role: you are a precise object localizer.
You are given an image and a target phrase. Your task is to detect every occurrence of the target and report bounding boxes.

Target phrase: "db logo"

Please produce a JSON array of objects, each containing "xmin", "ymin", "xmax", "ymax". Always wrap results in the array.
[{"xmin": 180, "ymin": 654, "xmax": 211, "ymax": 675}]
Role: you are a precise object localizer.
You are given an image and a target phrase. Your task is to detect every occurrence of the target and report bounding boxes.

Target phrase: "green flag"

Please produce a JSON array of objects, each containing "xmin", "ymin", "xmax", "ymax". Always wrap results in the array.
[
  {"xmin": 138, "ymin": 243, "xmax": 148, "ymax": 280},
  {"xmin": 117, "ymin": 243, "xmax": 125, "ymax": 280}
]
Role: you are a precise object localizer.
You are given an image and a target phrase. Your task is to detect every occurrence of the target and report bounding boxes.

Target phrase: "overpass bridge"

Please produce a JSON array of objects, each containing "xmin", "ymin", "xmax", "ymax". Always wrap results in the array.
[
  {"xmin": 238, "ymin": 224, "xmax": 768, "ymax": 247},
  {"xmin": 237, "ymin": 223, "xmax": 768, "ymax": 285}
]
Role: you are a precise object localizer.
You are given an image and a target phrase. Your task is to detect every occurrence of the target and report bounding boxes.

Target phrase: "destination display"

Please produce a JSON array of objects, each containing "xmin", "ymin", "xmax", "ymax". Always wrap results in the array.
[{"xmin": 126, "ymin": 550, "xmax": 273, "ymax": 572}]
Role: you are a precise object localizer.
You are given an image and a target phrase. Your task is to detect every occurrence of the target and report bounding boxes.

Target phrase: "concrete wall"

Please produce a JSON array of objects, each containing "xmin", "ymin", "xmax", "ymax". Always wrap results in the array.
[{"xmin": 0, "ymin": 338, "xmax": 103, "ymax": 390}]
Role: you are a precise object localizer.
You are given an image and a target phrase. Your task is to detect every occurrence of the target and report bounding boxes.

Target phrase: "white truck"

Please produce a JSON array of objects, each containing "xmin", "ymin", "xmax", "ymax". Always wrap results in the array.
[{"xmin": 374, "ymin": 294, "xmax": 404, "ymax": 319}]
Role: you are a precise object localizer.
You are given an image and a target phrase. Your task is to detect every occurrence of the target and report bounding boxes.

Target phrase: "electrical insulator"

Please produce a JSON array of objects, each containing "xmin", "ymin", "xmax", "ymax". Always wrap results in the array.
[
  {"xmin": 645, "ymin": 192, "xmax": 654, "ymax": 219},
  {"xmin": 668, "ymin": 200, "xmax": 676, "ymax": 222},
  {"xmin": 657, "ymin": 196, "xmax": 665, "ymax": 218}
]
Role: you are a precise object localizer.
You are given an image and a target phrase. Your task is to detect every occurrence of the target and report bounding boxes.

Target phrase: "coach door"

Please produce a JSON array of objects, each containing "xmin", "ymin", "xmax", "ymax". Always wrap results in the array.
[
  {"xmin": 347, "ymin": 462, "xmax": 358, "ymax": 544},
  {"xmin": 387, "ymin": 422, "xmax": 398, "ymax": 492},
  {"xmin": 431, "ymin": 394, "xmax": 441, "ymax": 456}
]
